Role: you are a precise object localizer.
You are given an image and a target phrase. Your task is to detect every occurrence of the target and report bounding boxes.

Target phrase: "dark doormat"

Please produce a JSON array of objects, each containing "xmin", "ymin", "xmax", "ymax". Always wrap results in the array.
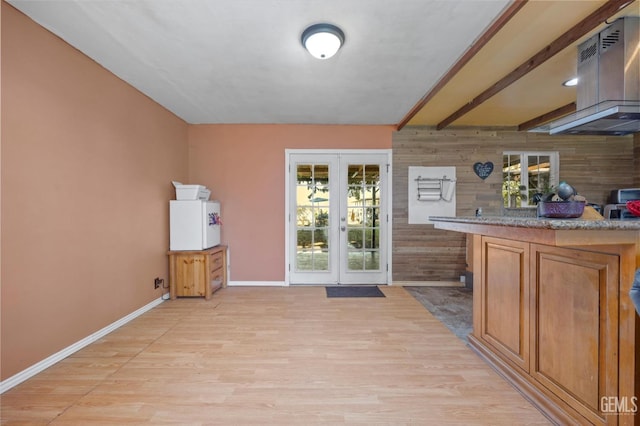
[{"xmin": 325, "ymin": 286, "xmax": 385, "ymax": 298}]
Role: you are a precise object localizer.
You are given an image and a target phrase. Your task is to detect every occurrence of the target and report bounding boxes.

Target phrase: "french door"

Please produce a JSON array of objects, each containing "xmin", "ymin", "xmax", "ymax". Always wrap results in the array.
[{"xmin": 286, "ymin": 150, "xmax": 391, "ymax": 285}]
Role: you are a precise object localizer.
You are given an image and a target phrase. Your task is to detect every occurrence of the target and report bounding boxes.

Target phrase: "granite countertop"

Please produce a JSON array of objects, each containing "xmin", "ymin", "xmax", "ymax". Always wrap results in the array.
[{"xmin": 429, "ymin": 215, "xmax": 640, "ymax": 230}]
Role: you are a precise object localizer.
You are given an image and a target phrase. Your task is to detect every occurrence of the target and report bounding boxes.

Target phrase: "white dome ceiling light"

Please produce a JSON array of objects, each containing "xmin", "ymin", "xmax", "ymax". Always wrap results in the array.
[{"xmin": 301, "ymin": 23, "xmax": 345, "ymax": 60}]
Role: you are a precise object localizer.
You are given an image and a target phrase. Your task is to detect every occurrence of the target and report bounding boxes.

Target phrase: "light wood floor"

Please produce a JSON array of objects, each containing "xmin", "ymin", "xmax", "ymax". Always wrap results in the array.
[{"xmin": 1, "ymin": 286, "xmax": 551, "ymax": 425}]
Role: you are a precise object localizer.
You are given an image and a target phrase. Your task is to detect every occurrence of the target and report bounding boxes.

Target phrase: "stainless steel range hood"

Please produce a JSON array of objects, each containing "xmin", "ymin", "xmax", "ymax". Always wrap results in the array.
[
  {"xmin": 549, "ymin": 100, "xmax": 640, "ymax": 135},
  {"xmin": 547, "ymin": 16, "xmax": 640, "ymax": 136}
]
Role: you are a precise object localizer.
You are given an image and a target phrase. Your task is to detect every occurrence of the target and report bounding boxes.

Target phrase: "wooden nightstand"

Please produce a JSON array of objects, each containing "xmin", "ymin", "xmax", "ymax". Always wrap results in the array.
[{"xmin": 168, "ymin": 245, "xmax": 227, "ymax": 299}]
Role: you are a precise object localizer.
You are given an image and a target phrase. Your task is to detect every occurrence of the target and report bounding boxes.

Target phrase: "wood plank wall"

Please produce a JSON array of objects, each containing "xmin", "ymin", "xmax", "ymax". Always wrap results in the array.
[
  {"xmin": 634, "ymin": 133, "xmax": 640, "ymax": 187},
  {"xmin": 392, "ymin": 127, "xmax": 635, "ymax": 283}
]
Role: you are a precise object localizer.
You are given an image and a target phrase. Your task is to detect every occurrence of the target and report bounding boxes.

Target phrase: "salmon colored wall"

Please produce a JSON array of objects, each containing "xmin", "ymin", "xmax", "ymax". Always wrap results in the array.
[
  {"xmin": 1, "ymin": 3, "xmax": 188, "ymax": 380},
  {"xmin": 188, "ymin": 125, "xmax": 393, "ymax": 282}
]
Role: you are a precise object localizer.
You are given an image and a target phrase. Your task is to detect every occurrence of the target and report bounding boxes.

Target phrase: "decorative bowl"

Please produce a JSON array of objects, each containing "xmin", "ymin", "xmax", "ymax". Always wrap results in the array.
[
  {"xmin": 537, "ymin": 201, "xmax": 585, "ymax": 218},
  {"xmin": 627, "ymin": 200, "xmax": 640, "ymax": 217}
]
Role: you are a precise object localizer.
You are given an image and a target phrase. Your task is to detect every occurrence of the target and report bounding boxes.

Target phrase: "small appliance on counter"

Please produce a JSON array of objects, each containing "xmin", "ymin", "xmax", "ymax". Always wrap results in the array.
[
  {"xmin": 172, "ymin": 181, "xmax": 211, "ymax": 200},
  {"xmin": 170, "ymin": 182, "xmax": 221, "ymax": 250},
  {"xmin": 603, "ymin": 188, "xmax": 640, "ymax": 220}
]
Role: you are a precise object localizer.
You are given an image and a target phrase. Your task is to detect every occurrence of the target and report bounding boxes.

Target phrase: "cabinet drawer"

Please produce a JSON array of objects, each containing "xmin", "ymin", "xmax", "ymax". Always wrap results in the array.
[
  {"xmin": 210, "ymin": 268, "xmax": 224, "ymax": 293},
  {"xmin": 211, "ymin": 264, "xmax": 223, "ymax": 277},
  {"xmin": 209, "ymin": 251, "xmax": 224, "ymax": 270},
  {"xmin": 211, "ymin": 269, "xmax": 224, "ymax": 284}
]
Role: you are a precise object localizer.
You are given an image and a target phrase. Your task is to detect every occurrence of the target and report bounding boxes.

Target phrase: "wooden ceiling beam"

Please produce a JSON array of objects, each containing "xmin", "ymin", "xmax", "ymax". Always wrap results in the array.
[
  {"xmin": 396, "ymin": 0, "xmax": 527, "ymax": 130},
  {"xmin": 435, "ymin": 0, "xmax": 635, "ymax": 131},
  {"xmin": 517, "ymin": 102, "xmax": 576, "ymax": 131}
]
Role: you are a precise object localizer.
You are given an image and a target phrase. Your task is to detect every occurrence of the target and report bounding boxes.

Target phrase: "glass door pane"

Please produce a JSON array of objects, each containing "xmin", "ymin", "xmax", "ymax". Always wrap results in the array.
[
  {"xmin": 346, "ymin": 164, "xmax": 381, "ymax": 271},
  {"xmin": 295, "ymin": 164, "xmax": 330, "ymax": 272},
  {"xmin": 339, "ymin": 154, "xmax": 387, "ymax": 285}
]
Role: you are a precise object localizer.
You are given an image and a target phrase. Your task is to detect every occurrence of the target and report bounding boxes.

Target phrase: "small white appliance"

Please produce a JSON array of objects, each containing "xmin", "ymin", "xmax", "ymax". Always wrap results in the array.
[
  {"xmin": 169, "ymin": 182, "xmax": 221, "ymax": 250},
  {"xmin": 170, "ymin": 200, "xmax": 221, "ymax": 250},
  {"xmin": 172, "ymin": 181, "xmax": 211, "ymax": 200}
]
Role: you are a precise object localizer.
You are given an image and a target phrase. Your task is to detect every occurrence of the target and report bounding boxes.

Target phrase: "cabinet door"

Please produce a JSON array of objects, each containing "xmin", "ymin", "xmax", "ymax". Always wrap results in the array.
[
  {"xmin": 480, "ymin": 236, "xmax": 530, "ymax": 373},
  {"xmin": 175, "ymin": 254, "xmax": 206, "ymax": 297},
  {"xmin": 530, "ymin": 244, "xmax": 619, "ymax": 424}
]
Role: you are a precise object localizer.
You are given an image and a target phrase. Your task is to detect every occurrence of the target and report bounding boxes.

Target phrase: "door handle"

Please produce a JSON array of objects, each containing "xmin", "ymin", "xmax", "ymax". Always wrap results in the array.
[{"xmin": 340, "ymin": 226, "xmax": 346, "ymax": 232}]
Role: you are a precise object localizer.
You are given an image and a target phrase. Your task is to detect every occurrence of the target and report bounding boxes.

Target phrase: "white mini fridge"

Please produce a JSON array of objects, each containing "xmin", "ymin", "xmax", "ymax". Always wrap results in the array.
[{"xmin": 169, "ymin": 200, "xmax": 221, "ymax": 250}]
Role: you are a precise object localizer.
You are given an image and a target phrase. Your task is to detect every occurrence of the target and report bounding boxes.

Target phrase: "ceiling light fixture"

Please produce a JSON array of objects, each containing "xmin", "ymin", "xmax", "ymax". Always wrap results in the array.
[
  {"xmin": 563, "ymin": 77, "xmax": 578, "ymax": 87},
  {"xmin": 301, "ymin": 23, "xmax": 345, "ymax": 60}
]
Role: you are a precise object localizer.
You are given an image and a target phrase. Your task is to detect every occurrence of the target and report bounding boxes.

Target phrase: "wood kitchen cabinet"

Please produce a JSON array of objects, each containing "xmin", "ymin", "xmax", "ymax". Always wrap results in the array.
[
  {"xmin": 434, "ymin": 217, "xmax": 640, "ymax": 426},
  {"xmin": 478, "ymin": 236, "xmax": 620, "ymax": 424},
  {"xmin": 168, "ymin": 245, "xmax": 227, "ymax": 299},
  {"xmin": 479, "ymin": 237, "xmax": 530, "ymax": 374},
  {"xmin": 530, "ymin": 244, "xmax": 619, "ymax": 424}
]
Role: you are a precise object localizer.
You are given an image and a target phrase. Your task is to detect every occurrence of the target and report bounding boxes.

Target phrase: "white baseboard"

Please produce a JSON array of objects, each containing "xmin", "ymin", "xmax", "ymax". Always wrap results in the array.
[
  {"xmin": 0, "ymin": 296, "xmax": 165, "ymax": 394},
  {"xmin": 228, "ymin": 281, "xmax": 287, "ymax": 286},
  {"xmin": 227, "ymin": 281, "xmax": 464, "ymax": 287},
  {"xmin": 228, "ymin": 281, "xmax": 459, "ymax": 287},
  {"xmin": 392, "ymin": 281, "xmax": 465, "ymax": 287}
]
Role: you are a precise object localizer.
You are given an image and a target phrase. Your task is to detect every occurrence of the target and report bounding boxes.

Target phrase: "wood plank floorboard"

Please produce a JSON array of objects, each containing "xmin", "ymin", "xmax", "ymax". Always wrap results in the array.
[{"xmin": 1, "ymin": 286, "xmax": 551, "ymax": 425}]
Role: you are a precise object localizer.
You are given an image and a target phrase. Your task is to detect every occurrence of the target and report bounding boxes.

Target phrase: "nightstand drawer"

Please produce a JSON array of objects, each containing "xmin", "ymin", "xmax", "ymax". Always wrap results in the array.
[
  {"xmin": 209, "ymin": 251, "xmax": 224, "ymax": 271},
  {"xmin": 210, "ymin": 269, "xmax": 224, "ymax": 291}
]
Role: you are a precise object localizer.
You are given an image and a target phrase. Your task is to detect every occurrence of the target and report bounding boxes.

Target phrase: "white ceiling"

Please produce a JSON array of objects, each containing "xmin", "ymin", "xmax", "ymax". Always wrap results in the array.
[
  {"xmin": 8, "ymin": 0, "xmax": 640, "ymax": 129},
  {"xmin": 7, "ymin": 0, "xmax": 512, "ymax": 125}
]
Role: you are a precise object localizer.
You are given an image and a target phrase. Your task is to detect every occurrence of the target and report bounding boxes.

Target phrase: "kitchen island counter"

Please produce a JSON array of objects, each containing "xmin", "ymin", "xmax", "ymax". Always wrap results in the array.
[
  {"xmin": 430, "ymin": 214, "xmax": 640, "ymax": 230},
  {"xmin": 430, "ymin": 215, "xmax": 640, "ymax": 248},
  {"xmin": 430, "ymin": 215, "xmax": 640, "ymax": 425}
]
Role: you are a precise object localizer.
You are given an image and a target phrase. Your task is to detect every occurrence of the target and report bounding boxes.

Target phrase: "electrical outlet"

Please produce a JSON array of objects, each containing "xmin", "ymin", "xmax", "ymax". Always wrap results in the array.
[{"xmin": 154, "ymin": 277, "xmax": 163, "ymax": 289}]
